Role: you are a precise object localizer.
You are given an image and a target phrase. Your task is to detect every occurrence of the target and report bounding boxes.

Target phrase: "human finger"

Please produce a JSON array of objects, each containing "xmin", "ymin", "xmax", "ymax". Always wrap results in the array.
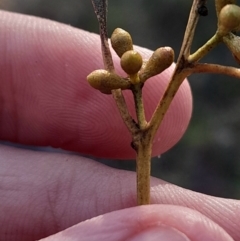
[
  {"xmin": 0, "ymin": 11, "xmax": 192, "ymax": 159},
  {"xmin": 40, "ymin": 205, "xmax": 233, "ymax": 241},
  {"xmin": 0, "ymin": 145, "xmax": 239, "ymax": 241}
]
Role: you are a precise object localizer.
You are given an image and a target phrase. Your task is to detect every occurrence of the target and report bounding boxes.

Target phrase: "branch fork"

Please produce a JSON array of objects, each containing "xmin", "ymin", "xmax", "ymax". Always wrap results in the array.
[{"xmin": 88, "ymin": 0, "xmax": 240, "ymax": 205}]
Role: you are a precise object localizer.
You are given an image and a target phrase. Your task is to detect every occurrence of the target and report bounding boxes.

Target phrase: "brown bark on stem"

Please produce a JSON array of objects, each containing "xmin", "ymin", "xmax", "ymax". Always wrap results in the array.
[{"xmin": 136, "ymin": 137, "xmax": 152, "ymax": 205}]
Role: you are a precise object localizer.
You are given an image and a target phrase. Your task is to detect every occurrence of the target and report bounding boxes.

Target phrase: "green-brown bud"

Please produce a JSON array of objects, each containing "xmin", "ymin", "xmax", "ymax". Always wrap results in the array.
[
  {"xmin": 218, "ymin": 4, "xmax": 240, "ymax": 36},
  {"xmin": 120, "ymin": 50, "xmax": 143, "ymax": 75},
  {"xmin": 111, "ymin": 28, "xmax": 133, "ymax": 57},
  {"xmin": 139, "ymin": 47, "xmax": 174, "ymax": 82},
  {"xmin": 87, "ymin": 70, "xmax": 131, "ymax": 94},
  {"xmin": 215, "ymin": 0, "xmax": 236, "ymax": 16}
]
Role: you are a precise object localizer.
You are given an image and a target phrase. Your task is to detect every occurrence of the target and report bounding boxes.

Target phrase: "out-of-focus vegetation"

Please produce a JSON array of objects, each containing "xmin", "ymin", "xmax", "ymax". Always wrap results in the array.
[{"xmin": 1, "ymin": 0, "xmax": 240, "ymax": 198}]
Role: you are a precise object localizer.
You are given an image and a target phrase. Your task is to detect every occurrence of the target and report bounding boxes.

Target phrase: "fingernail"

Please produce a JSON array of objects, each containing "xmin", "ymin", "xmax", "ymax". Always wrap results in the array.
[{"xmin": 129, "ymin": 226, "xmax": 190, "ymax": 241}]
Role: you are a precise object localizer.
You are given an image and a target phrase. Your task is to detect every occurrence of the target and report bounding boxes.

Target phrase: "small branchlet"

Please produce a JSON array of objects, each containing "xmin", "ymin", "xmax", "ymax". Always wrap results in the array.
[{"xmin": 89, "ymin": 0, "xmax": 240, "ymax": 206}]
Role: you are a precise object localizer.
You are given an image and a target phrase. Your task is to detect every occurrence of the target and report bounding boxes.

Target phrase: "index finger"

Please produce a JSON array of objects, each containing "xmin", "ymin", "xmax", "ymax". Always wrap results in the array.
[{"xmin": 0, "ymin": 11, "xmax": 192, "ymax": 159}]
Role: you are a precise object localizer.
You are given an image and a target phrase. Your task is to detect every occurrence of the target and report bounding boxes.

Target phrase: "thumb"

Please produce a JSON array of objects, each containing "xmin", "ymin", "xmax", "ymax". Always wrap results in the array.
[{"xmin": 39, "ymin": 205, "xmax": 233, "ymax": 241}]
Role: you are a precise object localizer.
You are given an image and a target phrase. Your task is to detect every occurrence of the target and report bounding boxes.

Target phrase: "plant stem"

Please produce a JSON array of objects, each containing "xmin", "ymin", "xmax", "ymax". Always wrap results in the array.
[
  {"xmin": 132, "ymin": 84, "xmax": 147, "ymax": 129},
  {"xmin": 92, "ymin": 0, "xmax": 114, "ymax": 72},
  {"xmin": 135, "ymin": 0, "xmax": 201, "ymax": 204},
  {"xmin": 112, "ymin": 90, "xmax": 139, "ymax": 135},
  {"xmin": 92, "ymin": 0, "xmax": 139, "ymax": 135},
  {"xmin": 136, "ymin": 138, "xmax": 152, "ymax": 205},
  {"xmin": 178, "ymin": 0, "xmax": 201, "ymax": 58},
  {"xmin": 147, "ymin": 68, "xmax": 191, "ymax": 139},
  {"xmin": 147, "ymin": 0, "xmax": 200, "ymax": 139},
  {"xmin": 131, "ymin": 83, "xmax": 150, "ymax": 205},
  {"xmin": 193, "ymin": 63, "xmax": 240, "ymax": 78},
  {"xmin": 188, "ymin": 34, "xmax": 222, "ymax": 63}
]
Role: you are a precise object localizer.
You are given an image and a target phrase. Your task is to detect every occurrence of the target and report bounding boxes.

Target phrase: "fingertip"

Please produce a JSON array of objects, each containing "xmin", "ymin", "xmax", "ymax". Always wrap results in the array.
[
  {"xmin": 39, "ymin": 205, "xmax": 233, "ymax": 241},
  {"xmin": 0, "ymin": 11, "xmax": 192, "ymax": 159}
]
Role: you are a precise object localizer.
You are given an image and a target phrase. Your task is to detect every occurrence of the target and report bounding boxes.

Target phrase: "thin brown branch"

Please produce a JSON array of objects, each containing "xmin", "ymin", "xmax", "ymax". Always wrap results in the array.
[
  {"xmin": 132, "ymin": 84, "xmax": 147, "ymax": 129},
  {"xmin": 91, "ymin": 0, "xmax": 114, "ymax": 71},
  {"xmin": 188, "ymin": 34, "xmax": 222, "ymax": 63},
  {"xmin": 193, "ymin": 63, "xmax": 240, "ymax": 78},
  {"xmin": 111, "ymin": 89, "xmax": 139, "ymax": 134},
  {"xmin": 136, "ymin": 138, "xmax": 152, "ymax": 205},
  {"xmin": 91, "ymin": 0, "xmax": 139, "ymax": 135},
  {"xmin": 177, "ymin": 0, "xmax": 200, "ymax": 59},
  {"xmin": 147, "ymin": 0, "xmax": 200, "ymax": 139},
  {"xmin": 147, "ymin": 69, "xmax": 191, "ymax": 140}
]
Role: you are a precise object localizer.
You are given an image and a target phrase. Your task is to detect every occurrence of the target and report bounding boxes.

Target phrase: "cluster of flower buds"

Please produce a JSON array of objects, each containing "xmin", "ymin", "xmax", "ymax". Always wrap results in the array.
[{"xmin": 87, "ymin": 28, "xmax": 174, "ymax": 94}]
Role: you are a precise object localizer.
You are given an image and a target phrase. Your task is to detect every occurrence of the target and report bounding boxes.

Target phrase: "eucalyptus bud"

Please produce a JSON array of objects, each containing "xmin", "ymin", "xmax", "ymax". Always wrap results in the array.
[
  {"xmin": 139, "ymin": 47, "xmax": 174, "ymax": 82},
  {"xmin": 215, "ymin": 0, "xmax": 236, "ymax": 16},
  {"xmin": 111, "ymin": 28, "xmax": 133, "ymax": 57},
  {"xmin": 218, "ymin": 4, "xmax": 240, "ymax": 36},
  {"xmin": 87, "ymin": 70, "xmax": 131, "ymax": 94},
  {"xmin": 120, "ymin": 50, "xmax": 143, "ymax": 75}
]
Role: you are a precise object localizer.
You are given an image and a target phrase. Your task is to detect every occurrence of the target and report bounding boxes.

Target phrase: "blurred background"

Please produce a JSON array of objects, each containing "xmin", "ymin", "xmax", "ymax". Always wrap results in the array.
[{"xmin": 1, "ymin": 0, "xmax": 240, "ymax": 199}]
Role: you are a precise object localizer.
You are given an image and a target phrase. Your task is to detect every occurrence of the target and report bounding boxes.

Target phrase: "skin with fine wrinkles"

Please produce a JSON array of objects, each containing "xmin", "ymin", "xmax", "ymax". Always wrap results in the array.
[
  {"xmin": 0, "ymin": 145, "xmax": 238, "ymax": 241},
  {"xmin": 0, "ymin": 11, "xmax": 192, "ymax": 159}
]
